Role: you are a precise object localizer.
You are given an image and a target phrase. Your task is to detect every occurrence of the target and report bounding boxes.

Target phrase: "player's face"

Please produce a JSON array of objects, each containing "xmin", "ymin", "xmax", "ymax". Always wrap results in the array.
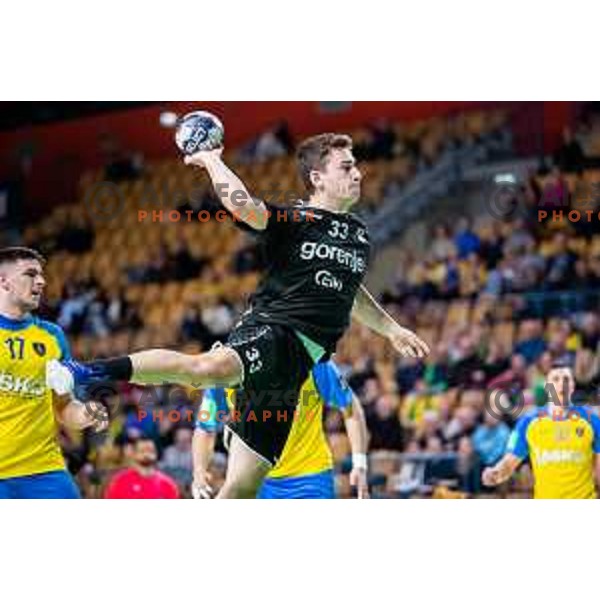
[
  {"xmin": 315, "ymin": 148, "xmax": 362, "ymax": 206},
  {"xmin": 546, "ymin": 368, "xmax": 575, "ymax": 405},
  {"xmin": 0, "ymin": 259, "xmax": 46, "ymax": 312}
]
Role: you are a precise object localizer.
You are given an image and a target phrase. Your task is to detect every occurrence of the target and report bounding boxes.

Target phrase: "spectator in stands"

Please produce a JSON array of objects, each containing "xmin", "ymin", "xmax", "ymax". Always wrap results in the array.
[
  {"xmin": 104, "ymin": 436, "xmax": 180, "ymax": 499},
  {"xmin": 575, "ymin": 348, "xmax": 599, "ymax": 386},
  {"xmin": 488, "ymin": 354, "xmax": 528, "ymax": 392},
  {"xmin": 514, "ymin": 320, "xmax": 547, "ymax": 365},
  {"xmin": 580, "ymin": 314, "xmax": 600, "ymax": 352},
  {"xmin": 447, "ymin": 333, "xmax": 485, "ymax": 389},
  {"xmin": 57, "ymin": 279, "xmax": 98, "ymax": 334},
  {"xmin": 366, "ymin": 393, "xmax": 404, "ymax": 451},
  {"xmin": 106, "ymin": 287, "xmax": 142, "ymax": 332},
  {"xmin": 181, "ymin": 306, "xmax": 210, "ymax": 346},
  {"xmin": 272, "ymin": 120, "xmax": 295, "ymax": 154},
  {"xmin": 142, "ymin": 245, "xmax": 170, "ymax": 284},
  {"xmin": 573, "ymin": 259, "xmax": 595, "ymax": 293},
  {"xmin": 430, "ymin": 224, "xmax": 455, "ymax": 262},
  {"xmin": 454, "ymin": 217, "xmax": 481, "ymax": 259},
  {"xmin": 554, "ymin": 127, "xmax": 585, "ymax": 173},
  {"xmin": 232, "ymin": 236, "xmax": 259, "ymax": 275},
  {"xmin": 396, "ymin": 357, "xmax": 425, "ymax": 394},
  {"xmin": 400, "ymin": 380, "xmax": 441, "ymax": 436},
  {"xmin": 170, "ymin": 240, "xmax": 203, "ymax": 281},
  {"xmin": 540, "ymin": 167, "xmax": 570, "ymax": 208},
  {"xmin": 369, "ymin": 120, "xmax": 396, "ymax": 160},
  {"xmin": 548, "ymin": 322, "xmax": 576, "ymax": 366},
  {"xmin": 100, "ymin": 133, "xmax": 143, "ymax": 183},
  {"xmin": 84, "ymin": 289, "xmax": 110, "ymax": 337},
  {"xmin": 443, "ymin": 405, "xmax": 478, "ymax": 445},
  {"xmin": 479, "ymin": 222, "xmax": 504, "ymax": 270},
  {"xmin": 472, "ymin": 411, "xmax": 510, "ymax": 468},
  {"xmin": 254, "ymin": 124, "xmax": 288, "ymax": 162},
  {"xmin": 359, "ymin": 377, "xmax": 383, "ymax": 409},
  {"xmin": 422, "ymin": 343, "xmax": 449, "ymax": 391},
  {"xmin": 55, "ymin": 214, "xmax": 95, "ymax": 255},
  {"xmin": 160, "ymin": 427, "xmax": 194, "ymax": 486},
  {"xmin": 544, "ymin": 232, "xmax": 577, "ymax": 291},
  {"xmin": 455, "ymin": 436, "xmax": 481, "ymax": 495}
]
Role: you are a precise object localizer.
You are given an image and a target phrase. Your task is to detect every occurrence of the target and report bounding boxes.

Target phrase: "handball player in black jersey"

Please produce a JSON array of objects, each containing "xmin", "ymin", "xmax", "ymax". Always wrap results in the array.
[{"xmin": 47, "ymin": 133, "xmax": 429, "ymax": 498}]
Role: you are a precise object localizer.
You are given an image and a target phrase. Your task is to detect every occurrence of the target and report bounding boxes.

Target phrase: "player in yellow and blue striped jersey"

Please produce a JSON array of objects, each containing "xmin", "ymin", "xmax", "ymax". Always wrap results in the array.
[
  {"xmin": 482, "ymin": 362, "xmax": 600, "ymax": 499},
  {"xmin": 0, "ymin": 248, "xmax": 108, "ymax": 499},
  {"xmin": 192, "ymin": 360, "xmax": 369, "ymax": 499}
]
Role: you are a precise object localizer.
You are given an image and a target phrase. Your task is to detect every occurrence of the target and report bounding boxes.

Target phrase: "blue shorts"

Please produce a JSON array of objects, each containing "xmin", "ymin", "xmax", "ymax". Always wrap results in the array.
[
  {"xmin": 0, "ymin": 471, "xmax": 80, "ymax": 500},
  {"xmin": 258, "ymin": 470, "xmax": 335, "ymax": 499}
]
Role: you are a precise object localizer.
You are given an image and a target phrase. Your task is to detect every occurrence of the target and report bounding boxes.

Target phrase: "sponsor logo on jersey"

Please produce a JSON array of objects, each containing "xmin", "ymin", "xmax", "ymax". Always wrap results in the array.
[
  {"xmin": 33, "ymin": 342, "xmax": 47, "ymax": 357},
  {"xmin": 0, "ymin": 372, "xmax": 45, "ymax": 397},
  {"xmin": 533, "ymin": 449, "xmax": 586, "ymax": 465},
  {"xmin": 357, "ymin": 228, "xmax": 369, "ymax": 244},
  {"xmin": 315, "ymin": 270, "xmax": 343, "ymax": 291},
  {"xmin": 300, "ymin": 242, "xmax": 367, "ymax": 274}
]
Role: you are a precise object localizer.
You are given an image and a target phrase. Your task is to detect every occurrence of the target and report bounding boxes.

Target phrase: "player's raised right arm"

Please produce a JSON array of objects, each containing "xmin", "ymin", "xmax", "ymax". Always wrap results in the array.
[{"xmin": 184, "ymin": 149, "xmax": 269, "ymax": 230}]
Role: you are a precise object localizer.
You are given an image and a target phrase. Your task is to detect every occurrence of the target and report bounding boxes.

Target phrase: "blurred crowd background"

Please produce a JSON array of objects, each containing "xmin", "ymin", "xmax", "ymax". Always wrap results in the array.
[{"xmin": 1, "ymin": 101, "xmax": 600, "ymax": 498}]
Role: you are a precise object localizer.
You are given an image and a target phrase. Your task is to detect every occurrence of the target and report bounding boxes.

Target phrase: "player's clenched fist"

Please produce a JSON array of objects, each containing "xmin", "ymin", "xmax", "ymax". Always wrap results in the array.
[{"xmin": 482, "ymin": 467, "xmax": 502, "ymax": 487}]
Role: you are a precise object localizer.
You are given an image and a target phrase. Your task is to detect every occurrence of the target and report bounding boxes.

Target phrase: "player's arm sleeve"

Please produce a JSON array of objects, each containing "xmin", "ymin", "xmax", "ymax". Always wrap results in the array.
[
  {"xmin": 41, "ymin": 321, "xmax": 72, "ymax": 360},
  {"xmin": 312, "ymin": 361, "xmax": 353, "ymax": 412},
  {"xmin": 505, "ymin": 415, "xmax": 531, "ymax": 461},
  {"xmin": 590, "ymin": 413, "xmax": 600, "ymax": 454},
  {"xmin": 47, "ymin": 323, "xmax": 76, "ymax": 407},
  {"xmin": 56, "ymin": 328, "xmax": 72, "ymax": 360},
  {"xmin": 195, "ymin": 389, "xmax": 228, "ymax": 434}
]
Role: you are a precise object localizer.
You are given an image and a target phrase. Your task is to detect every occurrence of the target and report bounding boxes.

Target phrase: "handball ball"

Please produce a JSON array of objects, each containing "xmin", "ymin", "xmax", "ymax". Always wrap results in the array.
[{"xmin": 175, "ymin": 111, "xmax": 225, "ymax": 156}]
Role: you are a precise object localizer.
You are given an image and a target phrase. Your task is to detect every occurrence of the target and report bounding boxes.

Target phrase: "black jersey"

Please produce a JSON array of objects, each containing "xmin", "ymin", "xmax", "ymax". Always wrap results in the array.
[{"xmin": 244, "ymin": 204, "xmax": 371, "ymax": 353}]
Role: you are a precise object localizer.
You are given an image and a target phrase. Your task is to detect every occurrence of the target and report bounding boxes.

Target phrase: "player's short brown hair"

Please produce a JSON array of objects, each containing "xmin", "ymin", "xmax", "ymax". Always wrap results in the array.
[
  {"xmin": 297, "ymin": 133, "xmax": 353, "ymax": 194},
  {"xmin": 0, "ymin": 247, "xmax": 46, "ymax": 267}
]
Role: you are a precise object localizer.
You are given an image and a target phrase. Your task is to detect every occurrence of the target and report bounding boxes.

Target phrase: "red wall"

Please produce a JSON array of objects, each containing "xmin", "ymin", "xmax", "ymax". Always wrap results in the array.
[{"xmin": 0, "ymin": 101, "xmax": 573, "ymax": 217}]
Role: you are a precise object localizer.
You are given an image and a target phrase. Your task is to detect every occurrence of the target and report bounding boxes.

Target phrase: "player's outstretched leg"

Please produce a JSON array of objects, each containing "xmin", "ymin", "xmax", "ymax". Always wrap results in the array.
[
  {"xmin": 47, "ymin": 345, "xmax": 244, "ymax": 395},
  {"xmin": 217, "ymin": 433, "xmax": 271, "ymax": 499}
]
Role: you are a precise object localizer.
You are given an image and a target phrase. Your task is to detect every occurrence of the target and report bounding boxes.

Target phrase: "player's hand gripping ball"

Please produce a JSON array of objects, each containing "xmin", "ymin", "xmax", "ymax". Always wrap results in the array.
[{"xmin": 175, "ymin": 111, "xmax": 225, "ymax": 156}]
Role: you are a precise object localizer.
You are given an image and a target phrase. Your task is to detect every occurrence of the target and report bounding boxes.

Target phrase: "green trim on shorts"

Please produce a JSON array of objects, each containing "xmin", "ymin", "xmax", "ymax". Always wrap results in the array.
[{"xmin": 295, "ymin": 331, "xmax": 326, "ymax": 364}]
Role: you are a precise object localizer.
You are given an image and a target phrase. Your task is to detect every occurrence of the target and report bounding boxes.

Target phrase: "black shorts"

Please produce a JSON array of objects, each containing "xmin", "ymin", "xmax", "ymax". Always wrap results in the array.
[{"xmin": 225, "ymin": 317, "xmax": 313, "ymax": 466}]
